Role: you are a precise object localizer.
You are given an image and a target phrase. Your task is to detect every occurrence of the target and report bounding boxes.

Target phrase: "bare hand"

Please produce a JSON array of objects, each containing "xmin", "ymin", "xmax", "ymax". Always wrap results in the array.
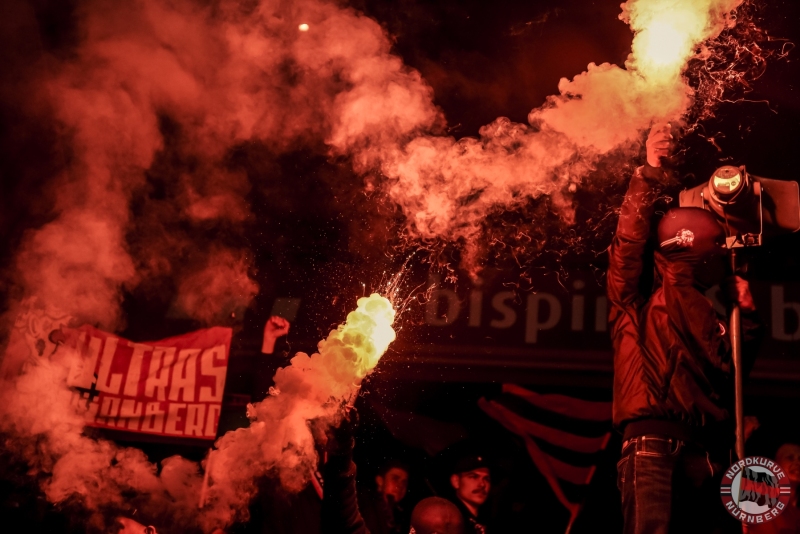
[
  {"xmin": 646, "ymin": 122, "xmax": 673, "ymax": 168},
  {"xmin": 262, "ymin": 316, "xmax": 291, "ymax": 354},
  {"xmin": 265, "ymin": 316, "xmax": 290, "ymax": 338},
  {"xmin": 724, "ymin": 276, "xmax": 756, "ymax": 313}
]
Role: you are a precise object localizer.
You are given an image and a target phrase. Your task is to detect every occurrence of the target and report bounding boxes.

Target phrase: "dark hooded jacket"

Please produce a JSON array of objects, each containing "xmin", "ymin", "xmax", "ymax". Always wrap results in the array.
[{"xmin": 607, "ymin": 165, "xmax": 763, "ymax": 448}]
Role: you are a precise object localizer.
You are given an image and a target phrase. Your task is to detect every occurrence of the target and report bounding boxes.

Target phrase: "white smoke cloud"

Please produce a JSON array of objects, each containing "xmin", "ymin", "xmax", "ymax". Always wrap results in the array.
[{"xmin": 331, "ymin": 0, "xmax": 744, "ymax": 270}]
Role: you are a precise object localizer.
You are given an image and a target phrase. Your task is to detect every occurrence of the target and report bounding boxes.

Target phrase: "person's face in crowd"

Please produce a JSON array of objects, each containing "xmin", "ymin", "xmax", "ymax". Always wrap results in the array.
[
  {"xmin": 376, "ymin": 467, "xmax": 409, "ymax": 504},
  {"xmin": 450, "ymin": 467, "xmax": 491, "ymax": 510},
  {"xmin": 776, "ymin": 443, "xmax": 800, "ymax": 484}
]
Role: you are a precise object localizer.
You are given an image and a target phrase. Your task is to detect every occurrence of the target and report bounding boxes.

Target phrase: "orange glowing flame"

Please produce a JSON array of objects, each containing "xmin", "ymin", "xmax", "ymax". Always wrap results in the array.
[
  {"xmin": 320, "ymin": 292, "xmax": 397, "ymax": 379},
  {"xmin": 623, "ymin": 0, "xmax": 742, "ymax": 83}
]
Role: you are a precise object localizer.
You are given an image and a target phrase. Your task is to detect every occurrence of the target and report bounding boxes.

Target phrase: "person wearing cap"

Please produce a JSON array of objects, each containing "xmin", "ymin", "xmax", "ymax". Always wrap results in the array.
[
  {"xmin": 607, "ymin": 123, "xmax": 763, "ymax": 533},
  {"xmin": 448, "ymin": 454, "xmax": 491, "ymax": 534}
]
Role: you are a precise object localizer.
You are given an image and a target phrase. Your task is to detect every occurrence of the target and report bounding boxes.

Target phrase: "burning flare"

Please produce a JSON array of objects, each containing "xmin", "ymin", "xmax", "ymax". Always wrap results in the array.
[
  {"xmin": 200, "ymin": 293, "xmax": 396, "ymax": 528},
  {"xmin": 351, "ymin": 0, "xmax": 747, "ymax": 274},
  {"xmin": 623, "ymin": 0, "xmax": 741, "ymax": 83},
  {"xmin": 0, "ymin": 294, "xmax": 396, "ymax": 532}
]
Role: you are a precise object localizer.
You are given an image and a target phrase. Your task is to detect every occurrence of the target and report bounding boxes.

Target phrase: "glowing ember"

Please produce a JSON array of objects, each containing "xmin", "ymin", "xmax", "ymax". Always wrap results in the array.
[{"xmin": 298, "ymin": 23, "xmax": 310, "ymax": 32}]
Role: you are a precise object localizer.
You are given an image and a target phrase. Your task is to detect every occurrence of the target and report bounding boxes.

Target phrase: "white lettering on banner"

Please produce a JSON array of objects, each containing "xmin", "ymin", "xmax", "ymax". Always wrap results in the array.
[
  {"xmin": 469, "ymin": 291, "xmax": 482, "ymax": 327},
  {"xmin": 96, "ymin": 337, "xmax": 121, "ymax": 394},
  {"xmin": 526, "ymin": 293, "xmax": 561, "ymax": 343},
  {"xmin": 491, "ymin": 292, "xmax": 517, "ymax": 328},
  {"xmin": 419, "ymin": 283, "xmax": 800, "ymax": 344},
  {"xmin": 199, "ymin": 345, "xmax": 227, "ymax": 403},
  {"xmin": 426, "ymin": 289, "xmax": 461, "ymax": 326},
  {"xmin": 165, "ymin": 403, "xmax": 187, "ymax": 435},
  {"xmin": 142, "ymin": 402, "xmax": 165, "ymax": 433},
  {"xmin": 424, "ymin": 288, "xmax": 612, "ymax": 335},
  {"xmin": 123, "ymin": 342, "xmax": 152, "ymax": 397},
  {"xmin": 771, "ymin": 285, "xmax": 800, "ymax": 341},
  {"xmin": 90, "ymin": 397, "xmax": 218, "ymax": 438},
  {"xmin": 185, "ymin": 404, "xmax": 206, "ymax": 437},
  {"xmin": 204, "ymin": 404, "xmax": 221, "ymax": 437},
  {"xmin": 120, "ymin": 399, "xmax": 143, "ymax": 431},
  {"xmin": 145, "ymin": 348, "xmax": 175, "ymax": 401},
  {"xmin": 98, "ymin": 396, "xmax": 122, "ymax": 426},
  {"xmin": 571, "ymin": 281, "xmax": 585, "ymax": 331},
  {"xmin": 169, "ymin": 349, "xmax": 200, "ymax": 402},
  {"xmin": 595, "ymin": 296, "xmax": 608, "ymax": 332}
]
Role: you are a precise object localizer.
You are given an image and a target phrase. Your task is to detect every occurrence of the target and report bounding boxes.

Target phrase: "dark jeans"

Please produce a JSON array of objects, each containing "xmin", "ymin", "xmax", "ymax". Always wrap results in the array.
[{"xmin": 617, "ymin": 434, "xmax": 741, "ymax": 534}]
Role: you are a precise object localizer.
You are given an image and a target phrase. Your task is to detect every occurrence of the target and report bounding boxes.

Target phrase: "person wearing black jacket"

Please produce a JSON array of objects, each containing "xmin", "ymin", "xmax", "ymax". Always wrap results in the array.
[{"xmin": 608, "ymin": 123, "xmax": 763, "ymax": 534}]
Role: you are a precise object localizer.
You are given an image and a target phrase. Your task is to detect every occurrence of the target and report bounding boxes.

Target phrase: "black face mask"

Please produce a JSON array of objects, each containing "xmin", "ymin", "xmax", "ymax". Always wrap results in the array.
[{"xmin": 692, "ymin": 250, "xmax": 728, "ymax": 291}]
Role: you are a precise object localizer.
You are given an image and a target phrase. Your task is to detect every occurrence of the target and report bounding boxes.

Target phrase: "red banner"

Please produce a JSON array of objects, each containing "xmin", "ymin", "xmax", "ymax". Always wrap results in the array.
[{"xmin": 65, "ymin": 325, "xmax": 232, "ymax": 443}]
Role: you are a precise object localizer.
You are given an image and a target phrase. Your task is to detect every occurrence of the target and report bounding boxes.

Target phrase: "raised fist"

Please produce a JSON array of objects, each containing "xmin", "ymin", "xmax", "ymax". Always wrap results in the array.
[{"xmin": 261, "ymin": 315, "xmax": 291, "ymax": 354}]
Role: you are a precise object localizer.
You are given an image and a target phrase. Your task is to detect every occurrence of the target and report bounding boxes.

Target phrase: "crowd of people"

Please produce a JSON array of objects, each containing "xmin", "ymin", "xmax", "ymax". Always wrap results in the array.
[{"xmin": 123, "ymin": 122, "xmax": 800, "ymax": 533}]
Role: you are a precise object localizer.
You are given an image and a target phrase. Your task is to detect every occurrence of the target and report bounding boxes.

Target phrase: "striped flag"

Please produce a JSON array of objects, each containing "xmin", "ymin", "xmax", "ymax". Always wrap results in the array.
[
  {"xmin": 478, "ymin": 384, "xmax": 612, "ymax": 534},
  {"xmin": 738, "ymin": 467, "xmax": 780, "ymax": 508}
]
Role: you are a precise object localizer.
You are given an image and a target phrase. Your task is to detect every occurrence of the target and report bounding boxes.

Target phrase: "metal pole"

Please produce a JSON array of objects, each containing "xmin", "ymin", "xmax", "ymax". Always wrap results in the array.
[
  {"xmin": 731, "ymin": 303, "xmax": 745, "ymax": 461},
  {"xmin": 729, "ymin": 250, "xmax": 748, "ymax": 534},
  {"xmin": 730, "ymin": 250, "xmax": 745, "ymax": 462}
]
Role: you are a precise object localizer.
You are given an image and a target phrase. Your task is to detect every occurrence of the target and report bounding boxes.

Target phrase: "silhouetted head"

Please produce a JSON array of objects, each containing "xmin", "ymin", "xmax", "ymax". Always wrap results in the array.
[
  {"xmin": 410, "ymin": 497, "xmax": 465, "ymax": 534},
  {"xmin": 376, "ymin": 460, "xmax": 410, "ymax": 504}
]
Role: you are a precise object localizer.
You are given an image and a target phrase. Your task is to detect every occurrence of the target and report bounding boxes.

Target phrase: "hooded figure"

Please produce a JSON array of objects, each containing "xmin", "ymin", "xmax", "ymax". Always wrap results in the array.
[
  {"xmin": 607, "ymin": 157, "xmax": 763, "ymax": 534},
  {"xmin": 606, "ymin": 168, "xmax": 764, "ymax": 441}
]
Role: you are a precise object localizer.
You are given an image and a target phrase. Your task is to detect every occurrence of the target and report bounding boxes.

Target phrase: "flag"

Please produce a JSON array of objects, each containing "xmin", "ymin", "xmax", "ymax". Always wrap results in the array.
[
  {"xmin": 738, "ymin": 467, "xmax": 779, "ymax": 508},
  {"xmin": 478, "ymin": 384, "xmax": 611, "ymax": 534},
  {"xmin": 64, "ymin": 324, "xmax": 232, "ymax": 444}
]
